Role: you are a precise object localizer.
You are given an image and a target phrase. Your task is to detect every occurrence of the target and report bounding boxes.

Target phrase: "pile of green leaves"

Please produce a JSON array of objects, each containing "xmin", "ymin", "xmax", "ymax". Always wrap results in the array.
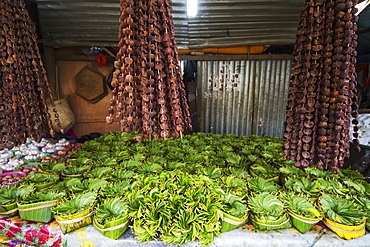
[
  {"xmin": 0, "ymin": 185, "xmax": 34, "ymax": 205},
  {"xmin": 21, "ymin": 190, "xmax": 67, "ymax": 204},
  {"xmin": 13, "ymin": 131, "xmax": 370, "ymax": 244},
  {"xmin": 247, "ymin": 177, "xmax": 280, "ymax": 194},
  {"xmin": 39, "ymin": 162, "xmax": 66, "ymax": 174},
  {"xmin": 320, "ymin": 194, "xmax": 366, "ymax": 226},
  {"xmin": 52, "ymin": 192, "xmax": 97, "ymax": 216},
  {"xmin": 127, "ymin": 171, "xmax": 223, "ymax": 245},
  {"xmin": 20, "ymin": 173, "xmax": 59, "ymax": 185},
  {"xmin": 222, "ymin": 193, "xmax": 247, "ymax": 218},
  {"xmin": 248, "ymin": 192, "xmax": 285, "ymax": 221},
  {"xmin": 95, "ymin": 197, "xmax": 129, "ymax": 225},
  {"xmin": 284, "ymin": 177, "xmax": 320, "ymax": 198},
  {"xmin": 280, "ymin": 193, "xmax": 321, "ymax": 218}
]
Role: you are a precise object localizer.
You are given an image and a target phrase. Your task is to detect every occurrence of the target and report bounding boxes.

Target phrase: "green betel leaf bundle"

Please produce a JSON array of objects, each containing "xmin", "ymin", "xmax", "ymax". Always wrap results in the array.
[
  {"xmin": 279, "ymin": 166, "xmax": 306, "ymax": 177},
  {"xmin": 338, "ymin": 169, "xmax": 365, "ymax": 181},
  {"xmin": 86, "ymin": 167, "xmax": 113, "ymax": 178},
  {"xmin": 69, "ymin": 179, "xmax": 108, "ymax": 193},
  {"xmin": 21, "ymin": 190, "xmax": 67, "ymax": 204},
  {"xmin": 0, "ymin": 185, "xmax": 34, "ymax": 205},
  {"xmin": 317, "ymin": 178, "xmax": 348, "ymax": 196},
  {"xmin": 305, "ymin": 167, "xmax": 338, "ymax": 179},
  {"xmin": 284, "ymin": 177, "xmax": 320, "ymax": 198},
  {"xmin": 218, "ymin": 175, "xmax": 248, "ymax": 198},
  {"xmin": 248, "ymin": 192, "xmax": 285, "ymax": 220},
  {"xmin": 40, "ymin": 162, "xmax": 66, "ymax": 174},
  {"xmin": 249, "ymin": 162, "xmax": 278, "ymax": 180},
  {"xmin": 21, "ymin": 173, "xmax": 59, "ymax": 184},
  {"xmin": 100, "ymin": 182, "xmax": 131, "ymax": 198},
  {"xmin": 247, "ymin": 177, "xmax": 280, "ymax": 194},
  {"xmin": 221, "ymin": 193, "xmax": 247, "ymax": 218},
  {"xmin": 52, "ymin": 192, "xmax": 97, "ymax": 216},
  {"xmin": 280, "ymin": 193, "xmax": 321, "ymax": 218},
  {"xmin": 95, "ymin": 197, "xmax": 129, "ymax": 225},
  {"xmin": 62, "ymin": 165, "xmax": 90, "ymax": 176},
  {"xmin": 320, "ymin": 194, "xmax": 366, "ymax": 226}
]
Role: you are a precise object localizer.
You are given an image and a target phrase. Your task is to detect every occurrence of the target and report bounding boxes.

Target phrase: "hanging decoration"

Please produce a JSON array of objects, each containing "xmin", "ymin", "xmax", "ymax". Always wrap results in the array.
[
  {"xmin": 0, "ymin": 0, "xmax": 61, "ymax": 150},
  {"xmin": 106, "ymin": 0, "xmax": 192, "ymax": 139},
  {"xmin": 283, "ymin": 0, "xmax": 360, "ymax": 173}
]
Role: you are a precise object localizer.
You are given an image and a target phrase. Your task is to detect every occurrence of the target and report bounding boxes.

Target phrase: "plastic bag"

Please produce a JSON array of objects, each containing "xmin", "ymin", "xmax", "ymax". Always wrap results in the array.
[{"xmin": 0, "ymin": 215, "xmax": 62, "ymax": 246}]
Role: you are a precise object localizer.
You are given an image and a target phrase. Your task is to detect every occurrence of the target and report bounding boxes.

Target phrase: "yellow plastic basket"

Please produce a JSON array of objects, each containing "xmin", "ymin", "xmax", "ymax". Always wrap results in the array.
[
  {"xmin": 322, "ymin": 217, "xmax": 365, "ymax": 240},
  {"xmin": 54, "ymin": 205, "xmax": 95, "ymax": 234}
]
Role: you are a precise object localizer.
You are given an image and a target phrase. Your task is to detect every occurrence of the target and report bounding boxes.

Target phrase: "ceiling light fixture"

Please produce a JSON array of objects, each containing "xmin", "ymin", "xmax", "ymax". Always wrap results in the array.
[{"xmin": 187, "ymin": 0, "xmax": 198, "ymax": 17}]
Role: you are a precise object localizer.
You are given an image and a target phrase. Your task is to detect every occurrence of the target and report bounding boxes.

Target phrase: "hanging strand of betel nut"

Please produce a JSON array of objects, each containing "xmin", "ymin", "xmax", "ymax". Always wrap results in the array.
[
  {"xmin": 0, "ymin": 0, "xmax": 61, "ymax": 150},
  {"xmin": 107, "ymin": 0, "xmax": 192, "ymax": 139},
  {"xmin": 162, "ymin": 0, "xmax": 192, "ymax": 138},
  {"xmin": 283, "ymin": 0, "xmax": 360, "ymax": 173}
]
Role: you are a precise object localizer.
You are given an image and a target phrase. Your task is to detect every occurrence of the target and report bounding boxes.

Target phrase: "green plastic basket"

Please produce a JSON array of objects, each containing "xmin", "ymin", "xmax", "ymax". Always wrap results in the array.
[
  {"xmin": 288, "ymin": 210, "xmax": 322, "ymax": 233},
  {"xmin": 221, "ymin": 211, "xmax": 248, "ymax": 233},
  {"xmin": 250, "ymin": 213, "xmax": 291, "ymax": 230},
  {"xmin": 93, "ymin": 215, "xmax": 130, "ymax": 240},
  {"xmin": 18, "ymin": 200, "xmax": 59, "ymax": 223},
  {"xmin": 0, "ymin": 202, "xmax": 18, "ymax": 216}
]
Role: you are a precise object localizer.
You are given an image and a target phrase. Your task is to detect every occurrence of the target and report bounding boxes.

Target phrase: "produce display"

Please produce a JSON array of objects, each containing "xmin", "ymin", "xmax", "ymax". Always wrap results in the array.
[
  {"xmin": 106, "ymin": 0, "xmax": 192, "ymax": 139},
  {"xmin": 284, "ymin": 0, "xmax": 360, "ymax": 173},
  {"xmin": 0, "ymin": 138, "xmax": 79, "ymax": 188},
  {"xmin": 1, "ymin": 132, "xmax": 370, "ymax": 244},
  {"xmin": 0, "ymin": 0, "xmax": 61, "ymax": 150}
]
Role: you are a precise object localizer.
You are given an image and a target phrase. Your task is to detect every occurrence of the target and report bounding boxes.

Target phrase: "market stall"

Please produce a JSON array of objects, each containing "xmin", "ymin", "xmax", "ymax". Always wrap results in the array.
[
  {"xmin": 1, "ymin": 132, "xmax": 370, "ymax": 246},
  {"xmin": 2, "ymin": 0, "xmax": 370, "ymax": 246}
]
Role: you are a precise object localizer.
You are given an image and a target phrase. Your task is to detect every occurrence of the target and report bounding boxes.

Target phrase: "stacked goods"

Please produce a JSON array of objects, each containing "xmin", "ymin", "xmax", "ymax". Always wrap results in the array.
[
  {"xmin": 284, "ymin": 0, "xmax": 360, "ymax": 173},
  {"xmin": 2, "ymin": 132, "xmax": 370, "ymax": 244},
  {"xmin": 0, "ymin": 0, "xmax": 61, "ymax": 150},
  {"xmin": 106, "ymin": 0, "xmax": 192, "ymax": 139}
]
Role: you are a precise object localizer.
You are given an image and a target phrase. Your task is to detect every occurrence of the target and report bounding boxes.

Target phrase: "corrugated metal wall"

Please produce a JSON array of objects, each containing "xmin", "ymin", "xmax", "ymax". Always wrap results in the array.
[
  {"xmin": 197, "ymin": 60, "xmax": 292, "ymax": 137},
  {"xmin": 34, "ymin": 0, "xmax": 304, "ymax": 49}
]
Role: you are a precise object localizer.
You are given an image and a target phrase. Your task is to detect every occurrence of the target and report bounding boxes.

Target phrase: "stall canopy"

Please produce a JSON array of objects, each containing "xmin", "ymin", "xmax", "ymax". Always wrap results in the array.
[{"xmin": 29, "ymin": 0, "xmax": 370, "ymax": 62}]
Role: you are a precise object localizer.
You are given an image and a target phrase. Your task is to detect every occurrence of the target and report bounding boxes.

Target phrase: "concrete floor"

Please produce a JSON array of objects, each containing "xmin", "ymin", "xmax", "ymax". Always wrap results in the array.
[{"xmin": 63, "ymin": 224, "xmax": 370, "ymax": 247}]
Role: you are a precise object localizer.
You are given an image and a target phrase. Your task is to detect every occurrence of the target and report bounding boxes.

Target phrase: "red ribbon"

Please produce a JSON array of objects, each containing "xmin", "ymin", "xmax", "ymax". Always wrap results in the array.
[{"xmin": 96, "ymin": 53, "xmax": 107, "ymax": 66}]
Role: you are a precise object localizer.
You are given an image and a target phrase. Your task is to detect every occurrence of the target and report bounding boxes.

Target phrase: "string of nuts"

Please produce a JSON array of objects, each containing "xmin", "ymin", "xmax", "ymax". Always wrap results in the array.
[
  {"xmin": 107, "ymin": 0, "xmax": 192, "ymax": 139},
  {"xmin": 0, "ymin": 0, "xmax": 61, "ymax": 150},
  {"xmin": 284, "ymin": 0, "xmax": 359, "ymax": 173}
]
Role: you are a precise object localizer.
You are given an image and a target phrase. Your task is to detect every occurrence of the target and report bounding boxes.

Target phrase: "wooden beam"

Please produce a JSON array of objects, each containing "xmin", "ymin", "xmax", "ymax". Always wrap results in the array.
[
  {"xmin": 56, "ymin": 53, "xmax": 293, "ymax": 61},
  {"xmin": 179, "ymin": 54, "xmax": 293, "ymax": 61}
]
